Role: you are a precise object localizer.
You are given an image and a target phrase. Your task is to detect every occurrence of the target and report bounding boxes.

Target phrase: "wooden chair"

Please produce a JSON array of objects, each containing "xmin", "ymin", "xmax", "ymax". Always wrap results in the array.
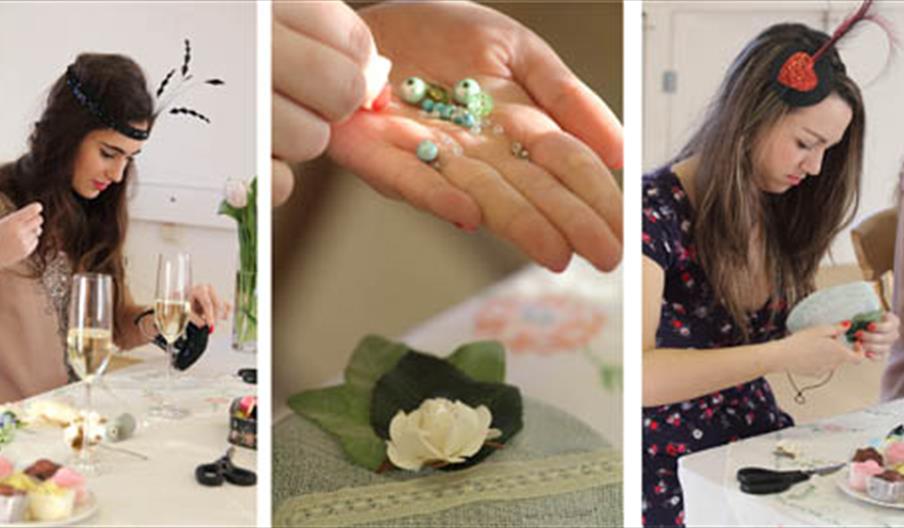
[{"xmin": 851, "ymin": 207, "xmax": 898, "ymax": 310}]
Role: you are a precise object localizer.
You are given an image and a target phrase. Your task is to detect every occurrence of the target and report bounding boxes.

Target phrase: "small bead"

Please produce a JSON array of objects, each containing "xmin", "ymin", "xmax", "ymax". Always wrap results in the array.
[
  {"xmin": 511, "ymin": 141, "xmax": 523, "ymax": 156},
  {"xmin": 467, "ymin": 92, "xmax": 494, "ymax": 118},
  {"xmin": 421, "ymin": 99, "xmax": 435, "ymax": 112},
  {"xmin": 461, "ymin": 113, "xmax": 476, "ymax": 129},
  {"xmin": 453, "ymin": 114, "xmax": 464, "ymax": 125},
  {"xmin": 417, "ymin": 140, "xmax": 438, "ymax": 162},
  {"xmin": 454, "ymin": 78, "xmax": 481, "ymax": 104},
  {"xmin": 438, "ymin": 105, "xmax": 453, "ymax": 120},
  {"xmin": 400, "ymin": 77, "xmax": 427, "ymax": 104}
]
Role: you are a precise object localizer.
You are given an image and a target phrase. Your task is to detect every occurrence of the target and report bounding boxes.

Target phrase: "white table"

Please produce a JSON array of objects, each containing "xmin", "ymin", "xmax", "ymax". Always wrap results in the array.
[
  {"xmin": 1, "ymin": 338, "xmax": 257, "ymax": 526},
  {"xmin": 680, "ymin": 398, "xmax": 904, "ymax": 526}
]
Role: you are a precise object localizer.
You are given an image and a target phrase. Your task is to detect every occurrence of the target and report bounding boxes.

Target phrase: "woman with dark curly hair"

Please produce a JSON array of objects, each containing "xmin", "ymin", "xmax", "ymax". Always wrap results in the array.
[{"xmin": 0, "ymin": 53, "xmax": 228, "ymax": 403}]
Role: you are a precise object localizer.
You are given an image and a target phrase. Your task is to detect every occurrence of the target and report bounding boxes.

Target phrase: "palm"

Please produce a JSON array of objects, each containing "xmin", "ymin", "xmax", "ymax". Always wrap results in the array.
[{"xmin": 329, "ymin": 1, "xmax": 623, "ymax": 272}]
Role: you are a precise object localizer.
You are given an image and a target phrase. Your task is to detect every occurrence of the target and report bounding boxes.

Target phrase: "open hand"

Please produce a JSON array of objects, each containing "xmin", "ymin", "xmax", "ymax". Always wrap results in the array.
[{"xmin": 329, "ymin": 1, "xmax": 623, "ymax": 272}]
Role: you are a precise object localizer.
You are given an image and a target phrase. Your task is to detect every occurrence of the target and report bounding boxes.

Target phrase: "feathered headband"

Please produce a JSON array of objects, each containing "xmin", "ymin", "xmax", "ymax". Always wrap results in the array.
[
  {"xmin": 773, "ymin": 0, "xmax": 896, "ymax": 107},
  {"xmin": 65, "ymin": 39, "xmax": 224, "ymax": 140}
]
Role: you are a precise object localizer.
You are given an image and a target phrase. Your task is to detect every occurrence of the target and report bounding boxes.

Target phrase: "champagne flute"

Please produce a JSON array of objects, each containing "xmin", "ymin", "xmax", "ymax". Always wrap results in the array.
[
  {"xmin": 67, "ymin": 272, "xmax": 114, "ymax": 474},
  {"xmin": 149, "ymin": 252, "xmax": 192, "ymax": 420}
]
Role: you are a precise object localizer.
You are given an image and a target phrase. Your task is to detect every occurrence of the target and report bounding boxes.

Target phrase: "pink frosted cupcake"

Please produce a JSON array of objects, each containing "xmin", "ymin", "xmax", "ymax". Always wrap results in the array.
[
  {"xmin": 50, "ymin": 467, "xmax": 87, "ymax": 505},
  {"xmin": 0, "ymin": 457, "xmax": 13, "ymax": 480},
  {"xmin": 885, "ymin": 441, "xmax": 904, "ymax": 466},
  {"xmin": 849, "ymin": 460, "xmax": 884, "ymax": 491}
]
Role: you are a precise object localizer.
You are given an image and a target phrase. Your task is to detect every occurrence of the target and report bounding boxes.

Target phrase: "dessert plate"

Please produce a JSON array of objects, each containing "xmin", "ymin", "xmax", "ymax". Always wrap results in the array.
[
  {"xmin": 4, "ymin": 492, "xmax": 98, "ymax": 527},
  {"xmin": 836, "ymin": 472, "xmax": 904, "ymax": 510}
]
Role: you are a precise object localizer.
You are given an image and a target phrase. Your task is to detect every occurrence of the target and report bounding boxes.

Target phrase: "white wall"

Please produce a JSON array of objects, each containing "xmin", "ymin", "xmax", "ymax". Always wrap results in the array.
[
  {"xmin": 0, "ymin": 2, "xmax": 256, "ymax": 335},
  {"xmin": 644, "ymin": 0, "xmax": 903, "ymax": 265}
]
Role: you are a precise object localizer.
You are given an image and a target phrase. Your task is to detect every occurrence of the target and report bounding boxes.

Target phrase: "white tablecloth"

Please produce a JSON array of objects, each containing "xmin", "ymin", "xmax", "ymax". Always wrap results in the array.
[
  {"xmin": 1, "ymin": 338, "xmax": 256, "ymax": 526},
  {"xmin": 680, "ymin": 398, "xmax": 904, "ymax": 526}
]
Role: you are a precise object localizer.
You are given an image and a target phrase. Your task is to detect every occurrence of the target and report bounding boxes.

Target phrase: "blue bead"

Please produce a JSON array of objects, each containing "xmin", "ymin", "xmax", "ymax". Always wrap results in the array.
[
  {"xmin": 462, "ymin": 113, "xmax": 476, "ymax": 129},
  {"xmin": 416, "ymin": 140, "xmax": 438, "ymax": 162},
  {"xmin": 439, "ymin": 106, "xmax": 453, "ymax": 120},
  {"xmin": 421, "ymin": 99, "xmax": 434, "ymax": 112},
  {"xmin": 453, "ymin": 115, "xmax": 464, "ymax": 125}
]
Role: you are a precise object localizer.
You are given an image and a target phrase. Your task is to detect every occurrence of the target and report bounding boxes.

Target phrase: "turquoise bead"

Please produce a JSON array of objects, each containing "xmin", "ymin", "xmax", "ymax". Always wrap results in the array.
[
  {"xmin": 416, "ymin": 140, "xmax": 438, "ymax": 162},
  {"xmin": 400, "ymin": 77, "xmax": 427, "ymax": 104},
  {"xmin": 454, "ymin": 78, "xmax": 481, "ymax": 104},
  {"xmin": 461, "ymin": 112, "xmax": 476, "ymax": 129},
  {"xmin": 453, "ymin": 114, "xmax": 464, "ymax": 125},
  {"xmin": 421, "ymin": 99, "xmax": 434, "ymax": 112},
  {"xmin": 438, "ymin": 105, "xmax": 454, "ymax": 120}
]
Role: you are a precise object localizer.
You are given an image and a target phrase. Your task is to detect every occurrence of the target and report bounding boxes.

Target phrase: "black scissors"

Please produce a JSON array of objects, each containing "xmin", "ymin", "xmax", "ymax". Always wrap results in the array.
[
  {"xmin": 195, "ymin": 447, "xmax": 257, "ymax": 487},
  {"xmin": 736, "ymin": 462, "xmax": 845, "ymax": 494}
]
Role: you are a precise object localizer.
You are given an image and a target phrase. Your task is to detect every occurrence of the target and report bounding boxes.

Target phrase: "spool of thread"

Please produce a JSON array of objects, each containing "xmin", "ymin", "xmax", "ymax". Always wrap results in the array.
[{"xmin": 105, "ymin": 413, "xmax": 137, "ymax": 442}]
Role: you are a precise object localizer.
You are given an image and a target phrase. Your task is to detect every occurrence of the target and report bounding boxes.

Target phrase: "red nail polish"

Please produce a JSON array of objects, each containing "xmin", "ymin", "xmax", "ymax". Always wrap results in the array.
[
  {"xmin": 208, "ymin": 325, "xmax": 215, "ymax": 334},
  {"xmin": 855, "ymin": 330, "xmax": 863, "ymax": 338},
  {"xmin": 868, "ymin": 323, "xmax": 877, "ymax": 332},
  {"xmin": 841, "ymin": 320, "xmax": 851, "ymax": 328}
]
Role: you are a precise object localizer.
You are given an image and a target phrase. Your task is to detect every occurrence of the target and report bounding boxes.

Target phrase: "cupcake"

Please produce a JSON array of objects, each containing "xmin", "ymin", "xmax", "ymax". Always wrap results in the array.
[
  {"xmin": 849, "ymin": 460, "xmax": 884, "ymax": 491},
  {"xmin": 867, "ymin": 470, "xmax": 904, "ymax": 503},
  {"xmin": 24, "ymin": 458, "xmax": 60, "ymax": 481},
  {"xmin": 27, "ymin": 481, "xmax": 75, "ymax": 522},
  {"xmin": 0, "ymin": 457, "xmax": 13, "ymax": 480},
  {"xmin": 886, "ymin": 441, "xmax": 904, "ymax": 466},
  {"xmin": 50, "ymin": 467, "xmax": 87, "ymax": 505},
  {"xmin": 0, "ymin": 484, "xmax": 27, "ymax": 523},
  {"xmin": 852, "ymin": 447, "xmax": 884, "ymax": 465}
]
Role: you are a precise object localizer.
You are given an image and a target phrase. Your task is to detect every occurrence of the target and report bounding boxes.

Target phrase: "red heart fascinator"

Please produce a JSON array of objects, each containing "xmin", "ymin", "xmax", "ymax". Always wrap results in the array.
[{"xmin": 772, "ymin": 0, "xmax": 889, "ymax": 107}]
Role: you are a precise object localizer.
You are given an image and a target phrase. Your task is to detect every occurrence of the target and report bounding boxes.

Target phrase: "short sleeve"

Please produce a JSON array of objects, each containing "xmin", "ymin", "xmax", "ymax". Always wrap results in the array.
[{"xmin": 642, "ymin": 179, "xmax": 677, "ymax": 271}]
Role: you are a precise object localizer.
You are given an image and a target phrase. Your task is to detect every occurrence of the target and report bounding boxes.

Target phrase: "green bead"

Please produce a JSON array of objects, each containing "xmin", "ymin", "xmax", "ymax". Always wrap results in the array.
[
  {"xmin": 425, "ymin": 83, "xmax": 451, "ymax": 104},
  {"xmin": 467, "ymin": 92, "xmax": 494, "ymax": 118},
  {"xmin": 454, "ymin": 78, "xmax": 481, "ymax": 104},
  {"xmin": 421, "ymin": 99, "xmax": 434, "ymax": 112},
  {"xmin": 400, "ymin": 77, "xmax": 427, "ymax": 104},
  {"xmin": 417, "ymin": 140, "xmax": 438, "ymax": 162}
]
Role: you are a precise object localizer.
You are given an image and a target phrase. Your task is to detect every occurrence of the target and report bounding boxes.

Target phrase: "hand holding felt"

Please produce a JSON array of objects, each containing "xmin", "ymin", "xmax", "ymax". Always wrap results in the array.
[{"xmin": 153, "ymin": 322, "xmax": 210, "ymax": 371}]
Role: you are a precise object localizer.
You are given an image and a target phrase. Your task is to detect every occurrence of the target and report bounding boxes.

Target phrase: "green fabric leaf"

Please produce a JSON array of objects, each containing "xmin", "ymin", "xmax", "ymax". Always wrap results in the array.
[
  {"xmin": 287, "ymin": 384, "xmax": 386, "ymax": 470},
  {"xmin": 447, "ymin": 341, "xmax": 505, "ymax": 383},
  {"xmin": 370, "ymin": 351, "xmax": 523, "ymax": 470},
  {"xmin": 345, "ymin": 335, "xmax": 408, "ymax": 394}
]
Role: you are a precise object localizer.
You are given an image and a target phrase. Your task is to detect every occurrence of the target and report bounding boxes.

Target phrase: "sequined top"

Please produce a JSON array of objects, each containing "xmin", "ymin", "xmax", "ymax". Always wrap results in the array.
[{"xmin": 0, "ymin": 192, "xmax": 72, "ymax": 403}]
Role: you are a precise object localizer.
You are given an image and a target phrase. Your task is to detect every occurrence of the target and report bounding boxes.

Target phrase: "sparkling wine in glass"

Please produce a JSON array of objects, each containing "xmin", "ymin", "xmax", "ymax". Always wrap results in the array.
[
  {"xmin": 149, "ymin": 252, "xmax": 192, "ymax": 420},
  {"xmin": 67, "ymin": 272, "xmax": 114, "ymax": 474}
]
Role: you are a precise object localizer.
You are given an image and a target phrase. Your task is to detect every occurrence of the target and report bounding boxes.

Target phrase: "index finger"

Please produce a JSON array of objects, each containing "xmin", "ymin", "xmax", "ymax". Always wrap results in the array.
[
  {"xmin": 274, "ymin": 1, "xmax": 374, "ymax": 67},
  {"xmin": 512, "ymin": 32, "xmax": 623, "ymax": 169}
]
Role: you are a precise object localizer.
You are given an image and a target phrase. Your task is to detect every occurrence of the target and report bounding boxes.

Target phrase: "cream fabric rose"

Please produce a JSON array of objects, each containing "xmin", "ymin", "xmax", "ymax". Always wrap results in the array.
[{"xmin": 386, "ymin": 398, "xmax": 502, "ymax": 471}]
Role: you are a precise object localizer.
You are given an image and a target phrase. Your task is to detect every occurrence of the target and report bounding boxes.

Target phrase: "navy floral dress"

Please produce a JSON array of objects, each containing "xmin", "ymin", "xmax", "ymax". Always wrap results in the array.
[{"xmin": 642, "ymin": 167, "xmax": 794, "ymax": 527}]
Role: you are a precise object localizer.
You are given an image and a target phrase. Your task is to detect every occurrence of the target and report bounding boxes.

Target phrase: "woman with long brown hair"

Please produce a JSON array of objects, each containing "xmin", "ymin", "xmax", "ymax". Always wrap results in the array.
[
  {"xmin": 642, "ymin": 16, "xmax": 899, "ymax": 527},
  {"xmin": 0, "ymin": 53, "xmax": 228, "ymax": 403}
]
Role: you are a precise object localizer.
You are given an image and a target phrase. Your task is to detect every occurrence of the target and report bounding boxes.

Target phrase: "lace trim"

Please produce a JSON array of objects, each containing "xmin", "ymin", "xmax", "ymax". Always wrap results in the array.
[{"xmin": 274, "ymin": 449, "xmax": 621, "ymax": 527}]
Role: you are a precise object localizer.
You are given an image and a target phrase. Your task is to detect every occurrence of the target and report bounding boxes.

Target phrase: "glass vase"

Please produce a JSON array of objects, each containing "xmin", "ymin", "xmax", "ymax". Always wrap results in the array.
[{"xmin": 232, "ymin": 270, "xmax": 257, "ymax": 353}]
